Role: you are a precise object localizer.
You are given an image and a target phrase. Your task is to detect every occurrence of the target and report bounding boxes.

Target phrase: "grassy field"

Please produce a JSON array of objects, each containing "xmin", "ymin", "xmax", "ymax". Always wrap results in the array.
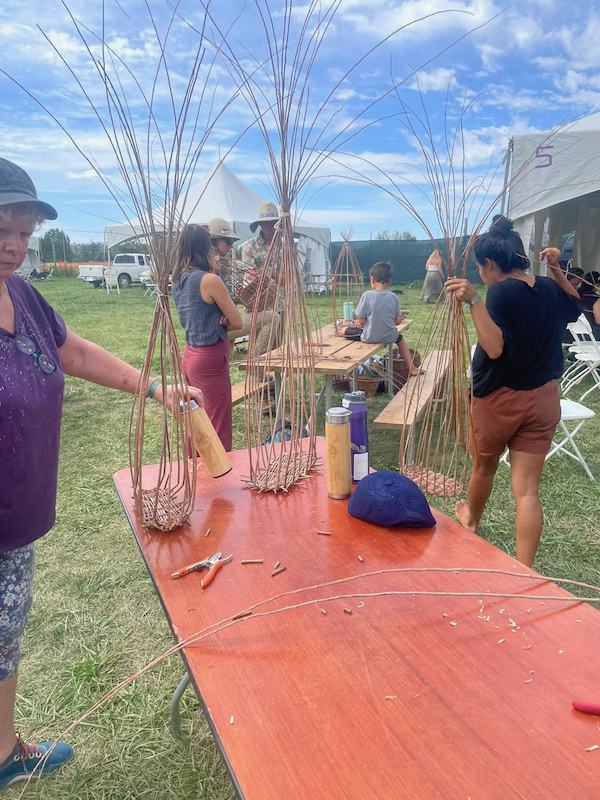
[{"xmin": 11, "ymin": 278, "xmax": 599, "ymax": 799}]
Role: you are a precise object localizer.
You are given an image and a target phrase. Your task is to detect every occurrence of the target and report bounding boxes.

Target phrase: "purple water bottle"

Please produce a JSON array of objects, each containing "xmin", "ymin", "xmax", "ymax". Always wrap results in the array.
[{"xmin": 342, "ymin": 391, "xmax": 369, "ymax": 481}]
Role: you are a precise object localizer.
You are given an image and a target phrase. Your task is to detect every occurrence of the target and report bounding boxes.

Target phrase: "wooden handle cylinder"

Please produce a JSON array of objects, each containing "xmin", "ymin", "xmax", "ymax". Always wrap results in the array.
[
  {"xmin": 188, "ymin": 404, "xmax": 232, "ymax": 478},
  {"xmin": 325, "ymin": 408, "xmax": 351, "ymax": 499}
]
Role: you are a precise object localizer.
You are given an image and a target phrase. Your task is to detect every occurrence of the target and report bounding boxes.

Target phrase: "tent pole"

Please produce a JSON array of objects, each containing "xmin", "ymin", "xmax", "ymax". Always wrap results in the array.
[{"xmin": 500, "ymin": 139, "xmax": 513, "ymax": 216}]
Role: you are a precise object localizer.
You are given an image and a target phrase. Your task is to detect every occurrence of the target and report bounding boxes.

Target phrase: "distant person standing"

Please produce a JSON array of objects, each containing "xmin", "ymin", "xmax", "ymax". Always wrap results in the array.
[{"xmin": 420, "ymin": 249, "xmax": 444, "ymax": 303}]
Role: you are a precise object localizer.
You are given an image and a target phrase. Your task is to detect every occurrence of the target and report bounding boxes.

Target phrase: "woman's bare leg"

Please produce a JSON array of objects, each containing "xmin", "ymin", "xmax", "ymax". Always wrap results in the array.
[
  {"xmin": 0, "ymin": 674, "xmax": 17, "ymax": 761},
  {"xmin": 455, "ymin": 454, "xmax": 499, "ymax": 532},
  {"xmin": 508, "ymin": 449, "xmax": 546, "ymax": 566}
]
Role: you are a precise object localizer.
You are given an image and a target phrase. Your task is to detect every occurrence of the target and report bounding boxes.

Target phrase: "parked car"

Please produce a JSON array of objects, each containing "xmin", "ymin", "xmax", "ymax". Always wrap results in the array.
[
  {"xmin": 558, "ymin": 232, "xmax": 574, "ymax": 270},
  {"xmin": 77, "ymin": 253, "xmax": 152, "ymax": 289}
]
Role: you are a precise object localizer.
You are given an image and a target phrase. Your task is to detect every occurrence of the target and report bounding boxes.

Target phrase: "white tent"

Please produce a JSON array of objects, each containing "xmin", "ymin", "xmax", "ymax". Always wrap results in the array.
[
  {"xmin": 104, "ymin": 163, "xmax": 331, "ymax": 274},
  {"xmin": 18, "ymin": 235, "xmax": 40, "ymax": 272},
  {"xmin": 508, "ymin": 111, "xmax": 600, "ymax": 272}
]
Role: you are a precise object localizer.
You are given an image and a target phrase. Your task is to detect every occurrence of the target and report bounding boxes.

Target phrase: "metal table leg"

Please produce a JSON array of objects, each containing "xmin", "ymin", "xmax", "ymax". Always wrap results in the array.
[
  {"xmin": 325, "ymin": 375, "xmax": 333, "ymax": 411},
  {"xmin": 352, "ymin": 369, "xmax": 358, "ymax": 391},
  {"xmin": 171, "ymin": 671, "xmax": 191, "ymax": 740},
  {"xmin": 388, "ymin": 343, "xmax": 394, "ymax": 397}
]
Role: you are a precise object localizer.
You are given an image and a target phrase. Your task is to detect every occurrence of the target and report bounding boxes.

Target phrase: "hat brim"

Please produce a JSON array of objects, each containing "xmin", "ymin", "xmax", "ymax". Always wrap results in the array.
[
  {"xmin": 211, "ymin": 233, "xmax": 240, "ymax": 243},
  {"xmin": 0, "ymin": 191, "xmax": 58, "ymax": 221},
  {"xmin": 249, "ymin": 215, "xmax": 279, "ymax": 233}
]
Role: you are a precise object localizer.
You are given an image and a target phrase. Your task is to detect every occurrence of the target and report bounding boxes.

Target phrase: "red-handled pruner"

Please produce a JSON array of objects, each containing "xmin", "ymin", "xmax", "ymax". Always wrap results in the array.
[
  {"xmin": 171, "ymin": 550, "xmax": 229, "ymax": 580},
  {"xmin": 201, "ymin": 552, "xmax": 233, "ymax": 589}
]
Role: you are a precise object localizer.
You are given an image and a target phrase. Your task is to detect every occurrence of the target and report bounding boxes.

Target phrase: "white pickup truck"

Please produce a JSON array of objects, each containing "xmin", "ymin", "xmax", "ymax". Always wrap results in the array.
[{"xmin": 78, "ymin": 253, "xmax": 152, "ymax": 289}]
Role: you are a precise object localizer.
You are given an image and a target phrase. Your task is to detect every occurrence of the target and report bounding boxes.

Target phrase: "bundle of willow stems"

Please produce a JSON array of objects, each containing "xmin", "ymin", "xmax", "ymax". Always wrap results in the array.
[
  {"xmin": 328, "ymin": 82, "xmax": 577, "ymax": 497},
  {"xmin": 3, "ymin": 4, "xmax": 247, "ymax": 528},
  {"xmin": 205, "ymin": 0, "xmax": 475, "ymax": 492},
  {"xmin": 331, "ymin": 229, "xmax": 365, "ymax": 333}
]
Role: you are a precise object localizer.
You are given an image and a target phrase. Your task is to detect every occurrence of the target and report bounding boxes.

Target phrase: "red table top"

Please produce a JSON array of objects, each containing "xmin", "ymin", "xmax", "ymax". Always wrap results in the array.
[{"xmin": 114, "ymin": 438, "xmax": 600, "ymax": 800}]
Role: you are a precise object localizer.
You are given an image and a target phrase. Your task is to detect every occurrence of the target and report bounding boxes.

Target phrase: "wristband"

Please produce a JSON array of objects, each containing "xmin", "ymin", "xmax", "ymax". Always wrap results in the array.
[
  {"xmin": 463, "ymin": 294, "xmax": 481, "ymax": 310},
  {"xmin": 147, "ymin": 378, "xmax": 160, "ymax": 399}
]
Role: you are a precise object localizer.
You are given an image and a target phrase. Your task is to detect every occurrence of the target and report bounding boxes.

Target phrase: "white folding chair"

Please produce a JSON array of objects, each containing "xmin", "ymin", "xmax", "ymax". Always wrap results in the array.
[
  {"xmin": 561, "ymin": 315, "xmax": 600, "ymax": 402},
  {"xmin": 501, "ymin": 398, "xmax": 595, "ymax": 479},
  {"xmin": 104, "ymin": 269, "xmax": 120, "ymax": 295}
]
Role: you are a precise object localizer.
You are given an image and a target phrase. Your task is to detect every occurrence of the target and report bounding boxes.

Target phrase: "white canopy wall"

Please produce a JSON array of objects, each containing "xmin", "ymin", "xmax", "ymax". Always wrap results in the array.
[
  {"xmin": 104, "ymin": 163, "xmax": 331, "ymax": 274},
  {"xmin": 509, "ymin": 111, "xmax": 600, "ymax": 273}
]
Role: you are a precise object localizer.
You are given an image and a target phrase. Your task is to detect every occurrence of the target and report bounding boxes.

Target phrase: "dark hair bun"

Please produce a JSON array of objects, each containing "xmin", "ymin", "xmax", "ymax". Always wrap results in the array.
[{"xmin": 493, "ymin": 215, "xmax": 514, "ymax": 238}]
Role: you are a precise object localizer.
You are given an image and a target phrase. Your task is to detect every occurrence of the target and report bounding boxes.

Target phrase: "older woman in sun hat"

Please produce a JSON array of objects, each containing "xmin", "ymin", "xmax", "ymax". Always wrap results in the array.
[
  {"xmin": 208, "ymin": 217, "xmax": 280, "ymax": 356},
  {"xmin": 0, "ymin": 158, "xmax": 203, "ymax": 790}
]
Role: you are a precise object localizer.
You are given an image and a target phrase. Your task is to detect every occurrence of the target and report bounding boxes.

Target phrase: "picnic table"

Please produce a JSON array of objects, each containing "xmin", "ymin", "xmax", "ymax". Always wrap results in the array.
[
  {"xmin": 114, "ymin": 439, "xmax": 600, "ymax": 800},
  {"xmin": 239, "ymin": 319, "xmax": 413, "ymax": 411}
]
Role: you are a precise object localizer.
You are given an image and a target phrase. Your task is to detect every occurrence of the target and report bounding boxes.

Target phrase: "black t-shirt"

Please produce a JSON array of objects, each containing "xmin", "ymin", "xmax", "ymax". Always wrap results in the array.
[{"xmin": 472, "ymin": 277, "xmax": 581, "ymax": 398}]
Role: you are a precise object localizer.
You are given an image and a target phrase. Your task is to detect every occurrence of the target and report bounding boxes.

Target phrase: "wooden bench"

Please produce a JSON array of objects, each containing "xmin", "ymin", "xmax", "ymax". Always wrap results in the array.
[
  {"xmin": 373, "ymin": 350, "xmax": 451, "ymax": 457},
  {"xmin": 231, "ymin": 376, "xmax": 273, "ymax": 408}
]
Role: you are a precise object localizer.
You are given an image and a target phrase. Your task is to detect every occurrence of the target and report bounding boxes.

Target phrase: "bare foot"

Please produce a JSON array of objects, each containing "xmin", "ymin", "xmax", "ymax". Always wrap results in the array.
[
  {"xmin": 455, "ymin": 499, "xmax": 477, "ymax": 532},
  {"xmin": 409, "ymin": 366, "xmax": 425, "ymax": 377}
]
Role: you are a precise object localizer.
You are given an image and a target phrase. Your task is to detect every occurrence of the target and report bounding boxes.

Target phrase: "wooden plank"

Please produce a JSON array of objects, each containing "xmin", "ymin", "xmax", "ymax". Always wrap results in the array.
[
  {"xmin": 114, "ymin": 440, "xmax": 600, "ymax": 800},
  {"xmin": 230, "ymin": 376, "xmax": 273, "ymax": 408},
  {"xmin": 373, "ymin": 349, "xmax": 450, "ymax": 429}
]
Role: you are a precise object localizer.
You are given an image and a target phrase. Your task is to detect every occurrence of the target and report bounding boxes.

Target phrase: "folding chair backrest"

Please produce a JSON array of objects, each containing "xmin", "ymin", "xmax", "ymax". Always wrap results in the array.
[
  {"xmin": 568, "ymin": 314, "xmax": 600, "ymax": 357},
  {"xmin": 104, "ymin": 269, "xmax": 120, "ymax": 294}
]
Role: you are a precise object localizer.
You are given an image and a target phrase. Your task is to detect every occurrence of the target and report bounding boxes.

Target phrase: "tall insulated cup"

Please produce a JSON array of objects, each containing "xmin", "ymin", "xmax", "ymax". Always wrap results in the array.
[
  {"xmin": 342, "ymin": 390, "xmax": 369, "ymax": 482},
  {"xmin": 325, "ymin": 407, "xmax": 351, "ymax": 499},
  {"xmin": 183, "ymin": 400, "xmax": 232, "ymax": 478}
]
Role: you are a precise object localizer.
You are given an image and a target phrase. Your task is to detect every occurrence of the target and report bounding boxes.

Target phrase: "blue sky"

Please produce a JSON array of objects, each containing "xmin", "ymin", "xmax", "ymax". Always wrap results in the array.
[{"xmin": 1, "ymin": 0, "xmax": 599, "ymax": 243}]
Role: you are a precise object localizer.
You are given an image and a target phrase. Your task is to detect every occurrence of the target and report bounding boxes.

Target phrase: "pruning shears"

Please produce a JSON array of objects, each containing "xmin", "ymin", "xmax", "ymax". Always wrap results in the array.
[{"xmin": 171, "ymin": 551, "xmax": 233, "ymax": 588}]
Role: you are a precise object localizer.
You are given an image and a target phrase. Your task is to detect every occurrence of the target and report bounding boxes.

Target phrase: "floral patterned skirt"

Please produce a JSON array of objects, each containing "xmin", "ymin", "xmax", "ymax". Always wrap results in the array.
[{"xmin": 0, "ymin": 544, "xmax": 34, "ymax": 681}]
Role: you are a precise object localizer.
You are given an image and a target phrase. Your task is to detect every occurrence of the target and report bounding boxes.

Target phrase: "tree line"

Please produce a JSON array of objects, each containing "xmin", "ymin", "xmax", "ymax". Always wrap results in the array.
[{"xmin": 38, "ymin": 229, "xmax": 148, "ymax": 263}]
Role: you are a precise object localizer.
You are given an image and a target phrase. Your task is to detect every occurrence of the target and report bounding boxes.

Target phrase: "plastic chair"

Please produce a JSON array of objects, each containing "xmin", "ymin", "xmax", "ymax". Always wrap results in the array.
[
  {"xmin": 501, "ymin": 398, "xmax": 595, "ymax": 479},
  {"xmin": 561, "ymin": 315, "xmax": 600, "ymax": 402},
  {"xmin": 104, "ymin": 269, "xmax": 120, "ymax": 295}
]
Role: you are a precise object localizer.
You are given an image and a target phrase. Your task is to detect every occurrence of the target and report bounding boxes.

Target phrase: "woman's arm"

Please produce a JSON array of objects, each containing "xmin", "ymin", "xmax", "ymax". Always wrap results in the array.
[
  {"xmin": 200, "ymin": 273, "xmax": 243, "ymax": 330},
  {"xmin": 58, "ymin": 330, "xmax": 203, "ymax": 411},
  {"xmin": 539, "ymin": 247, "xmax": 581, "ymax": 299},
  {"xmin": 593, "ymin": 297, "xmax": 600, "ymax": 326},
  {"xmin": 445, "ymin": 279, "xmax": 504, "ymax": 359}
]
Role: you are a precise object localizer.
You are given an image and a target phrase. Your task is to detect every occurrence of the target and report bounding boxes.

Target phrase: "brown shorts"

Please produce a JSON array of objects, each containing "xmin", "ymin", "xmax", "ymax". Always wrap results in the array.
[{"xmin": 471, "ymin": 380, "xmax": 560, "ymax": 459}]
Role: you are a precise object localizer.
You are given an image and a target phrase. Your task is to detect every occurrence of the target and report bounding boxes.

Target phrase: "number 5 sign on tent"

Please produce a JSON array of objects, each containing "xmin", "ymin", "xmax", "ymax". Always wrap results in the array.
[{"xmin": 534, "ymin": 145, "xmax": 553, "ymax": 168}]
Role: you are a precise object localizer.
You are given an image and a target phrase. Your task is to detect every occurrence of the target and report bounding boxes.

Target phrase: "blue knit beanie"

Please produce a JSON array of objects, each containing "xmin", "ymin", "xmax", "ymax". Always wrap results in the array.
[{"xmin": 348, "ymin": 471, "xmax": 436, "ymax": 528}]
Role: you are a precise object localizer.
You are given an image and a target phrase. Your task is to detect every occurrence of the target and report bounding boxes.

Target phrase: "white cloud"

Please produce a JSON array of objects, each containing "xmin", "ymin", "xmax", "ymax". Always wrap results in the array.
[
  {"xmin": 66, "ymin": 169, "xmax": 100, "ymax": 180},
  {"xmin": 409, "ymin": 68, "xmax": 458, "ymax": 92}
]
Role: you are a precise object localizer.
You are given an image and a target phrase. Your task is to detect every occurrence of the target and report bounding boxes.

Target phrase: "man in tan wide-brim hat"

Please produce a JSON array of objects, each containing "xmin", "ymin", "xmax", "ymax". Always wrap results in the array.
[
  {"xmin": 206, "ymin": 216, "xmax": 279, "ymax": 357},
  {"xmin": 242, "ymin": 201, "xmax": 279, "ymax": 270}
]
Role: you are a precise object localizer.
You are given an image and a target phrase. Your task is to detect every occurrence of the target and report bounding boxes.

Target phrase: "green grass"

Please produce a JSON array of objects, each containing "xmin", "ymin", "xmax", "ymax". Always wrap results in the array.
[{"xmin": 12, "ymin": 278, "xmax": 599, "ymax": 799}]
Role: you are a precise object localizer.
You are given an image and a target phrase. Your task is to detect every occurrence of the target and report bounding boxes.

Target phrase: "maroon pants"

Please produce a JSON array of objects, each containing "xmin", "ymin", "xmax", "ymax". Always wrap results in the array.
[{"xmin": 182, "ymin": 338, "xmax": 232, "ymax": 451}]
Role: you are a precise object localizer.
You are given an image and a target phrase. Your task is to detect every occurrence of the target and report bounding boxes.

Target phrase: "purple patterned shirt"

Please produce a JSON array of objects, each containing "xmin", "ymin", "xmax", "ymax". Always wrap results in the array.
[{"xmin": 0, "ymin": 275, "xmax": 67, "ymax": 554}]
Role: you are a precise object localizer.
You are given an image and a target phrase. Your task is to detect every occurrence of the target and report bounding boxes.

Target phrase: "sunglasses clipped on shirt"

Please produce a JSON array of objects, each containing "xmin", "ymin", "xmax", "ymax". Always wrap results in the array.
[{"xmin": 11, "ymin": 332, "xmax": 57, "ymax": 375}]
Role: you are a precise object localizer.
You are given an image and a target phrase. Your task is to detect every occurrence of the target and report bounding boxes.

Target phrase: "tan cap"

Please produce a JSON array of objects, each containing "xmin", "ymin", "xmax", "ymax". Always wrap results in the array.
[{"xmin": 207, "ymin": 217, "xmax": 239, "ymax": 241}]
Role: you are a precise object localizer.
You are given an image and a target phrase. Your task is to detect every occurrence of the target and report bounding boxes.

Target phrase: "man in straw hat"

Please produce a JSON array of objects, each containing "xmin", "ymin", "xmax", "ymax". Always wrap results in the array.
[
  {"xmin": 242, "ymin": 201, "xmax": 280, "ymax": 271},
  {"xmin": 208, "ymin": 217, "xmax": 280, "ymax": 356}
]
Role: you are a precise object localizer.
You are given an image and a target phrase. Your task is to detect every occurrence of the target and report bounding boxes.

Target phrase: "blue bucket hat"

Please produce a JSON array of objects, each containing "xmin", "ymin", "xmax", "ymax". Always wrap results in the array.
[{"xmin": 348, "ymin": 471, "xmax": 436, "ymax": 528}]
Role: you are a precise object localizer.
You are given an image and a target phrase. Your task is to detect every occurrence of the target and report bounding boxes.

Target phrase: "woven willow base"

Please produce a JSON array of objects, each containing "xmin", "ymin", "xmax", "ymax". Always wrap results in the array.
[
  {"xmin": 246, "ymin": 451, "xmax": 317, "ymax": 493},
  {"xmin": 403, "ymin": 466, "xmax": 464, "ymax": 498},
  {"xmin": 140, "ymin": 488, "xmax": 189, "ymax": 531}
]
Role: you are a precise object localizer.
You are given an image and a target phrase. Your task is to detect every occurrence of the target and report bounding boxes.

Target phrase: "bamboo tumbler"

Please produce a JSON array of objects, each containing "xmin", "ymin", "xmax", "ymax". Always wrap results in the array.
[
  {"xmin": 185, "ymin": 400, "xmax": 232, "ymax": 478},
  {"xmin": 325, "ymin": 407, "xmax": 352, "ymax": 499}
]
